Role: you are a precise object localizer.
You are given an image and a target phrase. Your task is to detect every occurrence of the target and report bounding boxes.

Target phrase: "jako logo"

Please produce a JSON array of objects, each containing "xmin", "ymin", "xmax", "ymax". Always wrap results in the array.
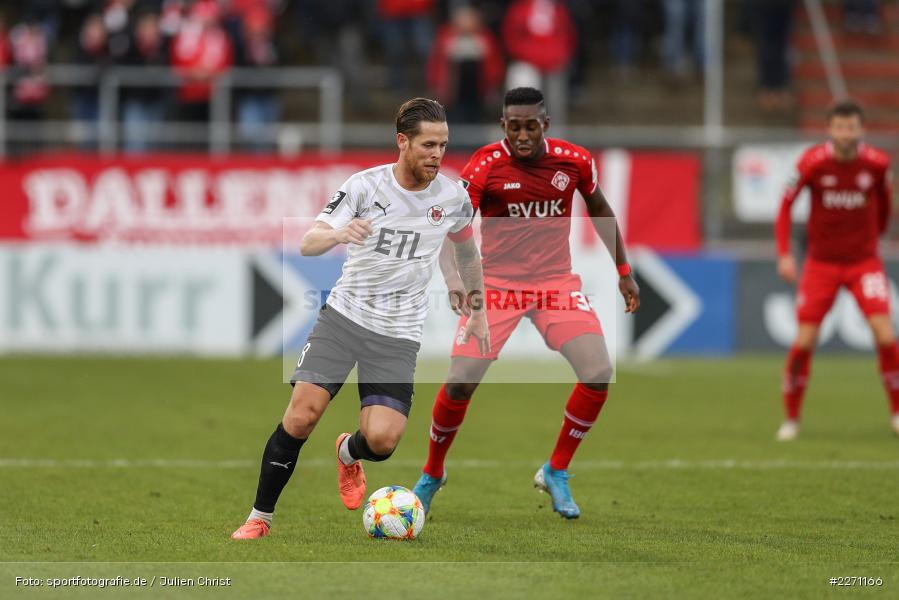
[{"xmin": 503, "ymin": 182, "xmax": 521, "ymax": 190}]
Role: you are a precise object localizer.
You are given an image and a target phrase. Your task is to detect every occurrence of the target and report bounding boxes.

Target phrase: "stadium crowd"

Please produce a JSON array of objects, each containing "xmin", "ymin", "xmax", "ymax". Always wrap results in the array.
[{"xmin": 0, "ymin": 0, "xmax": 887, "ymax": 152}]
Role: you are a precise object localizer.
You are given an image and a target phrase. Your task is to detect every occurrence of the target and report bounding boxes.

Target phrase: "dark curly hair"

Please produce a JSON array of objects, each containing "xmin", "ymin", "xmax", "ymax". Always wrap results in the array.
[
  {"xmin": 828, "ymin": 100, "xmax": 864, "ymax": 122},
  {"xmin": 504, "ymin": 87, "xmax": 545, "ymax": 109}
]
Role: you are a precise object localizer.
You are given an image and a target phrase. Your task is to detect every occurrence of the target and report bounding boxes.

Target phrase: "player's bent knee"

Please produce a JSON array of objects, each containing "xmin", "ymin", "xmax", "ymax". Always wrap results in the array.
[
  {"xmin": 445, "ymin": 381, "xmax": 477, "ymax": 401},
  {"xmin": 794, "ymin": 325, "xmax": 820, "ymax": 349},
  {"xmin": 580, "ymin": 363, "xmax": 614, "ymax": 387},
  {"xmin": 362, "ymin": 431, "xmax": 400, "ymax": 459},
  {"xmin": 580, "ymin": 380, "xmax": 609, "ymax": 393},
  {"xmin": 283, "ymin": 403, "xmax": 324, "ymax": 437},
  {"xmin": 870, "ymin": 320, "xmax": 896, "ymax": 345}
]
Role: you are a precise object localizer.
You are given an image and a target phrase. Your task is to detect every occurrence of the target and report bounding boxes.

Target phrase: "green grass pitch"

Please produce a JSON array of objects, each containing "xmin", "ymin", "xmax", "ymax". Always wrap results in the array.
[{"xmin": 1, "ymin": 355, "xmax": 898, "ymax": 598}]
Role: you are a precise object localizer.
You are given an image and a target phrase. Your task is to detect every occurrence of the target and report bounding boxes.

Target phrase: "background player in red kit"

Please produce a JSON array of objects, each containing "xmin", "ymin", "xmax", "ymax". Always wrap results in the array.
[
  {"xmin": 412, "ymin": 87, "xmax": 640, "ymax": 519},
  {"xmin": 775, "ymin": 100, "xmax": 898, "ymax": 441}
]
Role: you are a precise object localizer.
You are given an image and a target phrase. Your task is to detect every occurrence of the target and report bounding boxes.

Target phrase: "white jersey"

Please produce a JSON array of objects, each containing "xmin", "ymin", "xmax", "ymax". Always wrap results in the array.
[{"xmin": 316, "ymin": 164, "xmax": 474, "ymax": 342}]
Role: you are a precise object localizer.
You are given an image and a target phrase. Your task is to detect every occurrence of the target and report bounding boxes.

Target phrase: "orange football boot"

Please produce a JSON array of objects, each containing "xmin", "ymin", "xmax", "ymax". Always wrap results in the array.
[
  {"xmin": 336, "ymin": 433, "xmax": 366, "ymax": 509},
  {"xmin": 230, "ymin": 518, "xmax": 270, "ymax": 540}
]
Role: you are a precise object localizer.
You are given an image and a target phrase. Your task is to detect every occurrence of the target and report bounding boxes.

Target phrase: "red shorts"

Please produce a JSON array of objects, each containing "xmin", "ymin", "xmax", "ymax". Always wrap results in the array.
[
  {"xmin": 796, "ymin": 256, "xmax": 891, "ymax": 324},
  {"xmin": 451, "ymin": 274, "xmax": 604, "ymax": 360}
]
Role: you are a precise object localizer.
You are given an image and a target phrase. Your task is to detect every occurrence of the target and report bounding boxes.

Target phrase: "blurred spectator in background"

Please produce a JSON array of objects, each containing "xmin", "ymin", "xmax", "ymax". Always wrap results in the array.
[
  {"xmin": 225, "ymin": 0, "xmax": 279, "ymax": 28},
  {"xmin": 296, "ymin": 0, "xmax": 372, "ymax": 112},
  {"xmin": 377, "ymin": 0, "xmax": 435, "ymax": 93},
  {"xmin": 21, "ymin": 0, "xmax": 61, "ymax": 48},
  {"xmin": 0, "ymin": 16, "xmax": 12, "ymax": 68},
  {"xmin": 71, "ymin": 13, "xmax": 109, "ymax": 149},
  {"xmin": 608, "ymin": 0, "xmax": 645, "ymax": 78},
  {"xmin": 562, "ymin": 0, "xmax": 592, "ymax": 100},
  {"xmin": 661, "ymin": 0, "xmax": 704, "ymax": 84},
  {"xmin": 844, "ymin": 0, "xmax": 881, "ymax": 34},
  {"xmin": 103, "ymin": 0, "xmax": 138, "ymax": 62},
  {"xmin": 751, "ymin": 0, "xmax": 796, "ymax": 112},
  {"xmin": 427, "ymin": 5, "xmax": 504, "ymax": 124},
  {"xmin": 232, "ymin": 6, "xmax": 280, "ymax": 152},
  {"xmin": 122, "ymin": 10, "xmax": 171, "ymax": 153},
  {"xmin": 160, "ymin": 0, "xmax": 187, "ymax": 37},
  {"xmin": 501, "ymin": 0, "xmax": 577, "ymax": 91},
  {"xmin": 6, "ymin": 14, "xmax": 50, "ymax": 122},
  {"xmin": 170, "ymin": 0, "xmax": 233, "ymax": 123}
]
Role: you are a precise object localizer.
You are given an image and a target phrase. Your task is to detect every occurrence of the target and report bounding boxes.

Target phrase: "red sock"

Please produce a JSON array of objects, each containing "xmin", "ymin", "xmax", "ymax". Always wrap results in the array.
[
  {"xmin": 422, "ymin": 385, "xmax": 470, "ymax": 478},
  {"xmin": 783, "ymin": 346, "xmax": 812, "ymax": 421},
  {"xmin": 549, "ymin": 383, "xmax": 608, "ymax": 471},
  {"xmin": 877, "ymin": 342, "xmax": 899, "ymax": 416}
]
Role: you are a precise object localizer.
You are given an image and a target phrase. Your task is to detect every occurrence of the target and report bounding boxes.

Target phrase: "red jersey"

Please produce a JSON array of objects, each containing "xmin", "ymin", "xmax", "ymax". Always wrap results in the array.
[
  {"xmin": 775, "ymin": 142, "xmax": 892, "ymax": 264},
  {"xmin": 501, "ymin": 0, "xmax": 577, "ymax": 73},
  {"xmin": 171, "ymin": 22, "xmax": 233, "ymax": 103},
  {"xmin": 459, "ymin": 137, "xmax": 598, "ymax": 283}
]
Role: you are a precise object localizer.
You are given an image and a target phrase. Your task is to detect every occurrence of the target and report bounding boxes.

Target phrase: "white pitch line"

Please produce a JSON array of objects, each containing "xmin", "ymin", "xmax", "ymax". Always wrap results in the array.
[{"xmin": 1, "ymin": 458, "xmax": 898, "ymax": 470}]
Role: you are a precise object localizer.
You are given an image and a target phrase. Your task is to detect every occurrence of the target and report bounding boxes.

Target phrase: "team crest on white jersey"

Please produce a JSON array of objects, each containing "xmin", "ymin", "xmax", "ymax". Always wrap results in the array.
[
  {"xmin": 551, "ymin": 171, "xmax": 570, "ymax": 191},
  {"xmin": 427, "ymin": 205, "xmax": 446, "ymax": 226},
  {"xmin": 856, "ymin": 171, "xmax": 873, "ymax": 190}
]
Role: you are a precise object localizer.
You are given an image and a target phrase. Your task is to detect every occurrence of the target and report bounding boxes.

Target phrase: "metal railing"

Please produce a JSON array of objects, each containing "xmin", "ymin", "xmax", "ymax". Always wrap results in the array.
[
  {"xmin": 0, "ymin": 64, "xmax": 343, "ymax": 156},
  {"xmin": 803, "ymin": 0, "xmax": 849, "ymax": 101}
]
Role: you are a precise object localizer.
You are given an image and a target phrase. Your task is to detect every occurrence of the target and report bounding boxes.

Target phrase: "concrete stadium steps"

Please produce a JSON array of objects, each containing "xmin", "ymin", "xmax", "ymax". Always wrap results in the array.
[
  {"xmin": 798, "ymin": 89, "xmax": 899, "ymax": 110},
  {"xmin": 792, "ymin": 1, "xmax": 899, "ymax": 132},
  {"xmin": 794, "ymin": 31, "xmax": 899, "ymax": 53},
  {"xmin": 794, "ymin": 1, "xmax": 899, "ymax": 27}
]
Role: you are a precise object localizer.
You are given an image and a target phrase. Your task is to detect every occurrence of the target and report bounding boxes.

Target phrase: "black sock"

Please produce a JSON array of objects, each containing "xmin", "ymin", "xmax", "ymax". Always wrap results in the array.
[
  {"xmin": 253, "ymin": 423, "xmax": 306, "ymax": 513},
  {"xmin": 346, "ymin": 429, "xmax": 393, "ymax": 462}
]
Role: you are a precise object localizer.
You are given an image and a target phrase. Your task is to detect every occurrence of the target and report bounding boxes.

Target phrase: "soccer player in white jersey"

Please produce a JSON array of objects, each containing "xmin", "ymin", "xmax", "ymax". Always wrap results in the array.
[{"xmin": 231, "ymin": 98, "xmax": 490, "ymax": 539}]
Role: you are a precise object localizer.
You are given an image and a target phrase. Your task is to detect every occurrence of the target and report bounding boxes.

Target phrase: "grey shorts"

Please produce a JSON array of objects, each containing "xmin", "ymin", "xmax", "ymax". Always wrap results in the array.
[{"xmin": 290, "ymin": 306, "xmax": 420, "ymax": 416}]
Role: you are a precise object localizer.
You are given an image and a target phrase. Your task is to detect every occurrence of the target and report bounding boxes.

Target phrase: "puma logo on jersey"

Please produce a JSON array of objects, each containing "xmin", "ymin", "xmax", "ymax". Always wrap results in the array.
[
  {"xmin": 503, "ymin": 182, "xmax": 521, "ymax": 190},
  {"xmin": 822, "ymin": 190, "xmax": 865, "ymax": 209},
  {"xmin": 507, "ymin": 199, "xmax": 564, "ymax": 218},
  {"xmin": 373, "ymin": 201, "xmax": 389, "ymax": 216}
]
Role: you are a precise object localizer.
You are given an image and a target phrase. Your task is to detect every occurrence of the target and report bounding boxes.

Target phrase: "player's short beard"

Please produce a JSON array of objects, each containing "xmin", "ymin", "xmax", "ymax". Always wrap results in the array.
[
  {"xmin": 410, "ymin": 155, "xmax": 437, "ymax": 183},
  {"xmin": 419, "ymin": 163, "xmax": 438, "ymax": 181},
  {"xmin": 834, "ymin": 139, "xmax": 858, "ymax": 158}
]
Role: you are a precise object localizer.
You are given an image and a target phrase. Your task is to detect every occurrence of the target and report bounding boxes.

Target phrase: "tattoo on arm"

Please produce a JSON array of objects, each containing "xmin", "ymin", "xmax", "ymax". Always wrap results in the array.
[{"xmin": 453, "ymin": 237, "xmax": 485, "ymax": 309}]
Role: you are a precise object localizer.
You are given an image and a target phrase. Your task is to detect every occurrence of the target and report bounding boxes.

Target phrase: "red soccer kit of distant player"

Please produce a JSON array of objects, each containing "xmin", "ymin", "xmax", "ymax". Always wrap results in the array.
[
  {"xmin": 452, "ymin": 137, "xmax": 604, "ymax": 359},
  {"xmin": 775, "ymin": 141, "xmax": 893, "ymax": 324}
]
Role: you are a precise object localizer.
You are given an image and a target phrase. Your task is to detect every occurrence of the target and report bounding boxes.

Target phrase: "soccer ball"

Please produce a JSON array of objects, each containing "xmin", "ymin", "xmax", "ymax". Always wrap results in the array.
[{"xmin": 362, "ymin": 485, "xmax": 425, "ymax": 540}]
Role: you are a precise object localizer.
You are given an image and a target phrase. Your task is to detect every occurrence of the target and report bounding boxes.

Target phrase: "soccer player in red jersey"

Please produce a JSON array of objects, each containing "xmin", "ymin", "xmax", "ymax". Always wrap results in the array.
[
  {"xmin": 774, "ymin": 100, "xmax": 898, "ymax": 441},
  {"xmin": 412, "ymin": 87, "xmax": 640, "ymax": 518}
]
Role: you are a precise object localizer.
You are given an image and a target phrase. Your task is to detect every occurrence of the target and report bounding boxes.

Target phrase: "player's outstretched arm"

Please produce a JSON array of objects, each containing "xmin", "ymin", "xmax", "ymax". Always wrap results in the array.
[
  {"xmin": 584, "ymin": 188, "xmax": 640, "ymax": 313},
  {"xmin": 452, "ymin": 236, "xmax": 490, "ymax": 355},
  {"xmin": 439, "ymin": 240, "xmax": 469, "ymax": 316},
  {"xmin": 300, "ymin": 219, "xmax": 373, "ymax": 256},
  {"xmin": 775, "ymin": 153, "xmax": 813, "ymax": 284}
]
